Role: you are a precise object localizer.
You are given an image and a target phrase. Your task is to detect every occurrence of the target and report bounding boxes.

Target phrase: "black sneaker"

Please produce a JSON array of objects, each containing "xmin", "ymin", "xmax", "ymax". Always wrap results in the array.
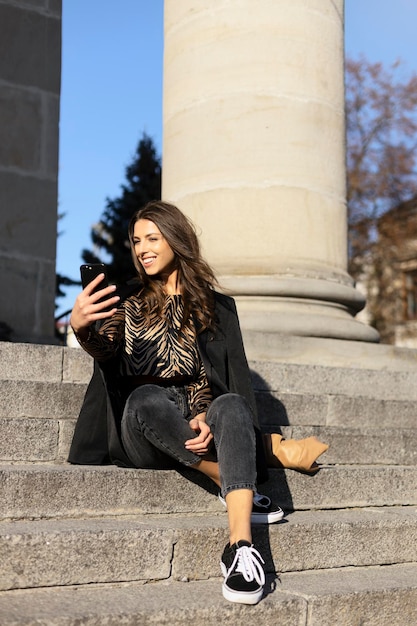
[
  {"xmin": 251, "ymin": 493, "xmax": 285, "ymax": 524},
  {"xmin": 218, "ymin": 492, "xmax": 284, "ymax": 524},
  {"xmin": 220, "ymin": 540, "xmax": 265, "ymax": 604}
]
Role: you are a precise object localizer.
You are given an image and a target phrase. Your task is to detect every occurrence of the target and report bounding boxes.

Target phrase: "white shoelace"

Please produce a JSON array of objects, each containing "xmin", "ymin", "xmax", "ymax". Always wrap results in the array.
[{"xmin": 227, "ymin": 545, "xmax": 266, "ymax": 586}]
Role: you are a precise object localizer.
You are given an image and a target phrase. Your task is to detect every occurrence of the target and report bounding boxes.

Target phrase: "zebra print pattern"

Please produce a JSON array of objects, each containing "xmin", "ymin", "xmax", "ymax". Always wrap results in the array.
[
  {"xmin": 122, "ymin": 294, "xmax": 200, "ymax": 378},
  {"xmin": 77, "ymin": 294, "xmax": 212, "ymax": 417}
]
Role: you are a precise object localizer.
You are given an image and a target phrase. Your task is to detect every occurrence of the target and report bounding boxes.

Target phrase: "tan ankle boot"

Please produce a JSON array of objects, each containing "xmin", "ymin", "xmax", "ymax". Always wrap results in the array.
[{"xmin": 262, "ymin": 433, "xmax": 329, "ymax": 474}]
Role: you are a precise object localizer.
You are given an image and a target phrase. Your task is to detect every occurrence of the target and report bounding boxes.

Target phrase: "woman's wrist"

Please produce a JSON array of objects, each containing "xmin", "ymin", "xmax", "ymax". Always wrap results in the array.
[
  {"xmin": 193, "ymin": 411, "xmax": 207, "ymax": 422},
  {"xmin": 72, "ymin": 325, "xmax": 93, "ymax": 343}
]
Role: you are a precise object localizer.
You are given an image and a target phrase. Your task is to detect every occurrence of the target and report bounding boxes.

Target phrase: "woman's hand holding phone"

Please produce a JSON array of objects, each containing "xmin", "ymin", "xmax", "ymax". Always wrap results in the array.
[{"xmin": 70, "ymin": 271, "xmax": 120, "ymax": 337}]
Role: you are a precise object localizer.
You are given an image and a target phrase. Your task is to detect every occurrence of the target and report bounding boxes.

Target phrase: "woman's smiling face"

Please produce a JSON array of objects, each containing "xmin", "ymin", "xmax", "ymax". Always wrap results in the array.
[{"xmin": 132, "ymin": 218, "xmax": 177, "ymax": 277}]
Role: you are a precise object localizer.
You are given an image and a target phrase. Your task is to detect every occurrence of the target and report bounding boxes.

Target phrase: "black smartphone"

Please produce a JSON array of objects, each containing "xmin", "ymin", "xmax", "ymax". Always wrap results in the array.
[{"xmin": 80, "ymin": 263, "xmax": 109, "ymax": 293}]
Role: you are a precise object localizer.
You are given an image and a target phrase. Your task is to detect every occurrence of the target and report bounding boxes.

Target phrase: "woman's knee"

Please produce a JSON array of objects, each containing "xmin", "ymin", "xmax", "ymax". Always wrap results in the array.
[
  {"xmin": 208, "ymin": 393, "xmax": 253, "ymax": 427},
  {"xmin": 212, "ymin": 392, "xmax": 249, "ymax": 411},
  {"xmin": 123, "ymin": 384, "xmax": 170, "ymax": 430}
]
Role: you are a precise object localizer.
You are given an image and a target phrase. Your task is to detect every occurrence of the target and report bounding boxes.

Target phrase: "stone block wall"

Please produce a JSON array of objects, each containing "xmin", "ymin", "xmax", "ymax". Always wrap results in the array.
[{"xmin": 0, "ymin": 0, "xmax": 61, "ymax": 342}]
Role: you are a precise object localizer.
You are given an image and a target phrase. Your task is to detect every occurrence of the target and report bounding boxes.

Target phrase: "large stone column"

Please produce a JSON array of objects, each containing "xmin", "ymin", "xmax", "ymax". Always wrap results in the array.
[
  {"xmin": 0, "ymin": 0, "xmax": 61, "ymax": 343},
  {"xmin": 162, "ymin": 0, "xmax": 378, "ymax": 342}
]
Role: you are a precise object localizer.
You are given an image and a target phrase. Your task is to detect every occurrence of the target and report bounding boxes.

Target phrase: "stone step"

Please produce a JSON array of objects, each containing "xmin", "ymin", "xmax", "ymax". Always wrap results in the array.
[
  {"xmin": 5, "ymin": 375, "xmax": 416, "ymax": 428},
  {"xmin": 0, "ymin": 342, "xmax": 92, "ymax": 384},
  {"xmin": 243, "ymin": 329, "xmax": 417, "ymax": 372},
  {"xmin": 0, "ymin": 416, "xmax": 75, "ymax": 463},
  {"xmin": 0, "ymin": 380, "xmax": 86, "ymax": 420},
  {"xmin": 1, "ymin": 343, "xmax": 416, "ymax": 468},
  {"xmin": 2, "ymin": 342, "xmax": 417, "ymax": 402},
  {"xmin": 2, "ymin": 417, "xmax": 416, "ymax": 467},
  {"xmin": 1, "ymin": 507, "xmax": 416, "ymax": 591},
  {"xmin": 2, "ymin": 464, "xmax": 417, "ymax": 521},
  {"xmin": 1, "ymin": 386, "xmax": 416, "ymax": 449},
  {"xmin": 257, "ymin": 391, "xmax": 417, "ymax": 429},
  {"xmin": 1, "ymin": 340, "xmax": 416, "ymax": 625},
  {"xmin": 3, "ymin": 377, "xmax": 415, "ymax": 431},
  {"xmin": 251, "ymin": 360, "xmax": 417, "ymax": 401},
  {"xmin": 0, "ymin": 563, "xmax": 416, "ymax": 625},
  {"xmin": 3, "ymin": 380, "xmax": 414, "ymax": 432},
  {"xmin": 279, "ymin": 425, "xmax": 417, "ymax": 466}
]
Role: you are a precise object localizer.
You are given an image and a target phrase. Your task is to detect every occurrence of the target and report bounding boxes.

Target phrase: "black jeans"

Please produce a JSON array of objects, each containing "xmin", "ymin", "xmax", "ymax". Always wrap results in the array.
[{"xmin": 120, "ymin": 384, "xmax": 257, "ymax": 497}]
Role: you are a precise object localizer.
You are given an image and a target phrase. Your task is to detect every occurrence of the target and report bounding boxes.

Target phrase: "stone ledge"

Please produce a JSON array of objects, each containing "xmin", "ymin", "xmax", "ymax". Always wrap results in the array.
[
  {"xmin": 0, "ymin": 342, "xmax": 63, "ymax": 382},
  {"xmin": 257, "ymin": 391, "xmax": 417, "ymax": 428},
  {"xmin": 0, "ymin": 579, "xmax": 305, "ymax": 625},
  {"xmin": 244, "ymin": 330, "xmax": 417, "ymax": 370},
  {"xmin": 280, "ymin": 425, "xmax": 417, "ymax": 466},
  {"xmin": 251, "ymin": 360, "xmax": 417, "ymax": 400},
  {"xmin": 1, "ymin": 464, "xmax": 417, "ymax": 521},
  {"xmin": 0, "ymin": 564, "xmax": 416, "ymax": 625},
  {"xmin": 0, "ymin": 380, "xmax": 86, "ymax": 419},
  {"xmin": 1, "ymin": 508, "xmax": 417, "ymax": 591}
]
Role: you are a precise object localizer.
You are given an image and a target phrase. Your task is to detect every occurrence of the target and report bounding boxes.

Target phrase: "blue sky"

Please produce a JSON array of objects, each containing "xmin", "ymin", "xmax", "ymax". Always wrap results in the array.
[{"xmin": 56, "ymin": 0, "xmax": 417, "ymax": 316}]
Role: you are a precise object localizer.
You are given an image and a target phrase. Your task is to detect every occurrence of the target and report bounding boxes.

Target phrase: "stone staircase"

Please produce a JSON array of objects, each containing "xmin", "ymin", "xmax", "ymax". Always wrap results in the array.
[{"xmin": 0, "ymin": 340, "xmax": 417, "ymax": 625}]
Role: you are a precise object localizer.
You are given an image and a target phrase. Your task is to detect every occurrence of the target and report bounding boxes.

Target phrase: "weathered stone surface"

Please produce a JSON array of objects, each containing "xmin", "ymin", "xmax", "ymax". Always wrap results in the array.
[
  {"xmin": 2, "ymin": 508, "xmax": 416, "ymax": 591},
  {"xmin": 0, "ymin": 0, "xmax": 61, "ymax": 343},
  {"xmin": 63, "ymin": 347, "xmax": 93, "ymax": 383},
  {"xmin": 286, "ymin": 426, "xmax": 417, "ymax": 466},
  {"xmin": 7, "ymin": 1, "xmax": 48, "ymax": 10},
  {"xmin": 1, "ymin": 345, "xmax": 417, "ymax": 623},
  {"xmin": 0, "ymin": 86, "xmax": 58, "ymax": 179},
  {"xmin": 244, "ymin": 330, "xmax": 417, "ymax": 370},
  {"xmin": 0, "ymin": 381, "xmax": 86, "ymax": 419},
  {"xmin": 257, "ymin": 390, "xmax": 328, "ymax": 427},
  {"xmin": 0, "ymin": 174, "xmax": 58, "ymax": 341},
  {"xmin": 0, "ymin": 343, "xmax": 63, "ymax": 382},
  {"xmin": 0, "ymin": 518, "xmax": 175, "ymax": 590},
  {"xmin": 0, "ymin": 465, "xmax": 221, "ymax": 521},
  {"xmin": 258, "ymin": 391, "xmax": 417, "ymax": 429},
  {"xmin": 1, "ymin": 464, "xmax": 417, "ymax": 522},
  {"xmin": 0, "ymin": 566, "xmax": 416, "ymax": 626},
  {"xmin": 0, "ymin": 418, "xmax": 59, "ymax": 461},
  {"xmin": 266, "ymin": 465, "xmax": 417, "ymax": 511},
  {"xmin": 0, "ymin": 172, "xmax": 58, "ymax": 256},
  {"xmin": 57, "ymin": 419, "xmax": 76, "ymax": 462},
  {"xmin": 172, "ymin": 507, "xmax": 417, "ymax": 580},
  {"xmin": 327, "ymin": 394, "xmax": 417, "ymax": 428},
  {"xmin": 43, "ymin": 93, "xmax": 60, "ymax": 175},
  {"xmin": 0, "ymin": 579, "xmax": 304, "ymax": 625},
  {"xmin": 0, "ymin": 3, "xmax": 61, "ymax": 92},
  {"xmin": 0, "ymin": 255, "xmax": 56, "ymax": 341},
  {"xmin": 251, "ymin": 361, "xmax": 417, "ymax": 401},
  {"xmin": 48, "ymin": 0, "xmax": 62, "ymax": 18},
  {"xmin": 280, "ymin": 563, "xmax": 417, "ymax": 626},
  {"xmin": 0, "ymin": 85, "xmax": 42, "ymax": 171},
  {"xmin": 268, "ymin": 507, "xmax": 417, "ymax": 573}
]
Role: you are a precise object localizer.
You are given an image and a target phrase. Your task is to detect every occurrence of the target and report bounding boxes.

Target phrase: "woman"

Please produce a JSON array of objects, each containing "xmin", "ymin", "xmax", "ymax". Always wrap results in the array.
[{"xmin": 69, "ymin": 200, "xmax": 283, "ymax": 605}]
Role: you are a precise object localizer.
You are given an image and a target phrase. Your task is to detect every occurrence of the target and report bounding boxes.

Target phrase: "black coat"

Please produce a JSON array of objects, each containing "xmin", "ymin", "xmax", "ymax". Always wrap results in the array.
[{"xmin": 68, "ymin": 290, "xmax": 269, "ymax": 484}]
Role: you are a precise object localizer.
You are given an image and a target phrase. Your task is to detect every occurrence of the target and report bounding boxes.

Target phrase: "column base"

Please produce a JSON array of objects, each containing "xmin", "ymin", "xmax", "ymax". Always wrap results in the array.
[
  {"xmin": 241, "ymin": 332, "xmax": 417, "ymax": 370},
  {"xmin": 220, "ymin": 275, "xmax": 379, "ymax": 343}
]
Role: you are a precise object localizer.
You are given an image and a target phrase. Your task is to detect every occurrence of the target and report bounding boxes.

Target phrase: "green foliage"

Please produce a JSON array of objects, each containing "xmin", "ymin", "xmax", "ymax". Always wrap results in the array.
[{"xmin": 82, "ymin": 133, "xmax": 162, "ymax": 284}]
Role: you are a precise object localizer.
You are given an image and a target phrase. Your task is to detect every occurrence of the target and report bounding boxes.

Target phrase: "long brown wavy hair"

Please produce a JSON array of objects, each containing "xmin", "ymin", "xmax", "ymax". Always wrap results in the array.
[{"xmin": 128, "ymin": 201, "xmax": 218, "ymax": 333}]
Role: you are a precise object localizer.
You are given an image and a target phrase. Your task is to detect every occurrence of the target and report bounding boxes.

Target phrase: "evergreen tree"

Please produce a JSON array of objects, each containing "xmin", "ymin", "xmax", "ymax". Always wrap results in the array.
[{"xmin": 82, "ymin": 133, "xmax": 162, "ymax": 284}]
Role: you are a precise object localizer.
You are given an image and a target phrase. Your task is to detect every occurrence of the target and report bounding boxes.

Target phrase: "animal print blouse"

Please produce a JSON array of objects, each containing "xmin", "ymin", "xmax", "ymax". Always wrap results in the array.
[{"xmin": 76, "ymin": 294, "xmax": 212, "ymax": 417}]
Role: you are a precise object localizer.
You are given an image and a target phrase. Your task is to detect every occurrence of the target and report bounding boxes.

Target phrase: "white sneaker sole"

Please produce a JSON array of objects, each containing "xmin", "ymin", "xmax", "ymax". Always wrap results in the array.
[
  {"xmin": 222, "ymin": 582, "xmax": 263, "ymax": 605},
  {"xmin": 218, "ymin": 494, "xmax": 285, "ymax": 524},
  {"xmin": 251, "ymin": 509, "xmax": 284, "ymax": 524}
]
